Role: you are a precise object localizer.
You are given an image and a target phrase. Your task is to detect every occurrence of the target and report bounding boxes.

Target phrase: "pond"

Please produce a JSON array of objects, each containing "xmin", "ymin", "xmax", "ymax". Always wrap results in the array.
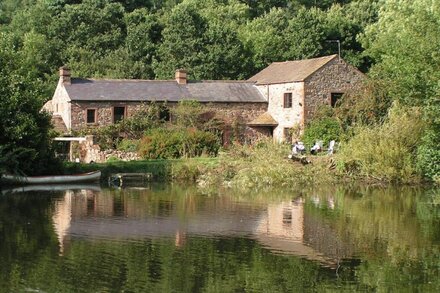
[{"xmin": 0, "ymin": 184, "xmax": 439, "ymax": 292}]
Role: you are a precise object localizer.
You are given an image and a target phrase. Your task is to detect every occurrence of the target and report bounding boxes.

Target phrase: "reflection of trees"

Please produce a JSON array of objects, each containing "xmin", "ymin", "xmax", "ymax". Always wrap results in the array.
[
  {"xmin": 0, "ymin": 192, "xmax": 60, "ymax": 289},
  {"xmin": 4, "ymin": 236, "xmax": 350, "ymax": 292},
  {"xmin": 304, "ymin": 186, "xmax": 440, "ymax": 291}
]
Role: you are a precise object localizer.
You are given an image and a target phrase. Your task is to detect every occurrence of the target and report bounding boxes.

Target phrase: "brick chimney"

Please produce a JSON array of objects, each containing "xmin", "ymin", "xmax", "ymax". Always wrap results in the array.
[
  {"xmin": 59, "ymin": 66, "xmax": 71, "ymax": 85},
  {"xmin": 175, "ymin": 69, "xmax": 187, "ymax": 85}
]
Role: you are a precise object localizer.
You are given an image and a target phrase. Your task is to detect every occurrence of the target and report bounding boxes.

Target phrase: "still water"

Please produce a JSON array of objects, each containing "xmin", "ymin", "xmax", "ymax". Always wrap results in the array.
[{"xmin": 0, "ymin": 183, "xmax": 439, "ymax": 292}]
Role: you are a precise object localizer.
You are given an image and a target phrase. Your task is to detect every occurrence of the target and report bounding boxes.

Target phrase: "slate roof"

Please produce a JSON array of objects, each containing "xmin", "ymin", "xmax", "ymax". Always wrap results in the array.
[
  {"xmin": 64, "ymin": 79, "xmax": 267, "ymax": 103},
  {"xmin": 248, "ymin": 112, "xmax": 278, "ymax": 126},
  {"xmin": 248, "ymin": 55, "xmax": 338, "ymax": 85}
]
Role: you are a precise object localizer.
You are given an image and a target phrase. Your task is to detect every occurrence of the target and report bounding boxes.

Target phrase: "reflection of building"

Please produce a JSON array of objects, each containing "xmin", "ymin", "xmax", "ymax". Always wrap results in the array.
[
  {"xmin": 51, "ymin": 189, "xmax": 353, "ymax": 266},
  {"xmin": 255, "ymin": 199, "xmax": 343, "ymax": 267},
  {"xmin": 52, "ymin": 191, "xmax": 73, "ymax": 255}
]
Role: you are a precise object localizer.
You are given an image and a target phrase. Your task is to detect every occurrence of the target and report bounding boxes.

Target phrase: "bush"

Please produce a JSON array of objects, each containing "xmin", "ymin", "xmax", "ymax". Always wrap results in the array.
[
  {"xmin": 117, "ymin": 139, "xmax": 139, "ymax": 152},
  {"xmin": 138, "ymin": 127, "xmax": 220, "ymax": 159},
  {"xmin": 338, "ymin": 103, "xmax": 425, "ymax": 182},
  {"xmin": 302, "ymin": 117, "xmax": 342, "ymax": 147},
  {"xmin": 202, "ymin": 139, "xmax": 336, "ymax": 189},
  {"xmin": 417, "ymin": 127, "xmax": 440, "ymax": 183}
]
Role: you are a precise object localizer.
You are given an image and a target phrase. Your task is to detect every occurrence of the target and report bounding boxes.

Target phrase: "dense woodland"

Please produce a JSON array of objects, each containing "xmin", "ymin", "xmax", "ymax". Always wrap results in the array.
[{"xmin": 0, "ymin": 0, "xmax": 439, "ymax": 182}]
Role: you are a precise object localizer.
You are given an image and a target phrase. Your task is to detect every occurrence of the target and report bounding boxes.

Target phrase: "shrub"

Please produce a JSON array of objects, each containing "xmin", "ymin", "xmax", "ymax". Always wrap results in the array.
[
  {"xmin": 138, "ymin": 127, "xmax": 220, "ymax": 159},
  {"xmin": 417, "ymin": 127, "xmax": 440, "ymax": 183},
  {"xmin": 337, "ymin": 102, "xmax": 425, "ymax": 182},
  {"xmin": 117, "ymin": 139, "xmax": 139, "ymax": 152},
  {"xmin": 171, "ymin": 100, "xmax": 204, "ymax": 128},
  {"xmin": 205, "ymin": 139, "xmax": 335, "ymax": 189},
  {"xmin": 302, "ymin": 117, "xmax": 342, "ymax": 147},
  {"xmin": 334, "ymin": 80, "xmax": 393, "ymax": 130}
]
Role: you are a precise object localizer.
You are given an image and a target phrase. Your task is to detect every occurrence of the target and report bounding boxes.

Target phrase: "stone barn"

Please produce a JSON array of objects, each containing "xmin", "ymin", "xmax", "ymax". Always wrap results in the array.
[
  {"xmin": 248, "ymin": 54, "xmax": 365, "ymax": 141},
  {"xmin": 45, "ymin": 54, "xmax": 364, "ymax": 144}
]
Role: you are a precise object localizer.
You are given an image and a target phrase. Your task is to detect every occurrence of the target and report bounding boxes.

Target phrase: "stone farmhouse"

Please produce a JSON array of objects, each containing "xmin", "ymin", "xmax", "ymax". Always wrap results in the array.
[{"xmin": 45, "ymin": 54, "xmax": 364, "ymax": 143}]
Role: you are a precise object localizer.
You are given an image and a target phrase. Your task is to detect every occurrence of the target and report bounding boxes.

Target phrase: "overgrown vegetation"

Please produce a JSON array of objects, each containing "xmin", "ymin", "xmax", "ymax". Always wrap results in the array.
[
  {"xmin": 302, "ymin": 116, "xmax": 341, "ymax": 147},
  {"xmin": 139, "ymin": 127, "xmax": 219, "ymax": 159},
  {"xmin": 197, "ymin": 139, "xmax": 338, "ymax": 189},
  {"xmin": 75, "ymin": 100, "xmax": 222, "ymax": 160},
  {"xmin": 337, "ymin": 103, "xmax": 425, "ymax": 183}
]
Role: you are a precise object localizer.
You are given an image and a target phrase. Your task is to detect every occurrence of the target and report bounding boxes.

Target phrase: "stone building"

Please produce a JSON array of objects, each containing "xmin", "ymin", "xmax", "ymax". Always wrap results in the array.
[
  {"xmin": 45, "ymin": 54, "xmax": 364, "ymax": 143},
  {"xmin": 248, "ymin": 54, "xmax": 365, "ymax": 140}
]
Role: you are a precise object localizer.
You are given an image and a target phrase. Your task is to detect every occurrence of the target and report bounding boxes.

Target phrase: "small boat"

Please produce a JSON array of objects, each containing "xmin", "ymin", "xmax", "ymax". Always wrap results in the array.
[
  {"xmin": 1, "ymin": 184, "xmax": 102, "ymax": 195},
  {"xmin": 1, "ymin": 171, "xmax": 101, "ymax": 185}
]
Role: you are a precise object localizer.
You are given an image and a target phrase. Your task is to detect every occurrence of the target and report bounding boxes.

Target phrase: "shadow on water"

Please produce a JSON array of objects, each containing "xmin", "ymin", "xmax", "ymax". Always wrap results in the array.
[{"xmin": 0, "ymin": 183, "xmax": 439, "ymax": 292}]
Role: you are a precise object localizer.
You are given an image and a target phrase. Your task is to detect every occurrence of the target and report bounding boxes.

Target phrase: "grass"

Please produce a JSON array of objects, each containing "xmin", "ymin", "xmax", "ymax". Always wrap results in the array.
[
  {"xmin": 63, "ymin": 157, "xmax": 219, "ymax": 182},
  {"xmin": 196, "ymin": 141, "xmax": 341, "ymax": 190}
]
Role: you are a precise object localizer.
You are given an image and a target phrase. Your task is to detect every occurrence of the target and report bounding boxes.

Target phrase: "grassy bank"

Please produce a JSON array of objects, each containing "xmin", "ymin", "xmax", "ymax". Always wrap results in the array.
[
  {"xmin": 63, "ymin": 157, "xmax": 219, "ymax": 182},
  {"xmin": 196, "ymin": 142, "xmax": 341, "ymax": 190}
]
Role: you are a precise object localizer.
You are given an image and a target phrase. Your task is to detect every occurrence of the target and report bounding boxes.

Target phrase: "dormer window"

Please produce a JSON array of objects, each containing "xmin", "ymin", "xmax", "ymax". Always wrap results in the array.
[{"xmin": 283, "ymin": 93, "xmax": 292, "ymax": 108}]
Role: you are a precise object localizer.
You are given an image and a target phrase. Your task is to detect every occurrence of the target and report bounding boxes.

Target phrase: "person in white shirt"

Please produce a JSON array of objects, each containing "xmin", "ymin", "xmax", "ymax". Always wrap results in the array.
[{"xmin": 310, "ymin": 141, "xmax": 321, "ymax": 155}]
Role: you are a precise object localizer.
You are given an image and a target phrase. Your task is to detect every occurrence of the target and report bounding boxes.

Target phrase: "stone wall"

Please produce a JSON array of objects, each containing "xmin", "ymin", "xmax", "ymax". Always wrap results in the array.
[
  {"xmin": 75, "ymin": 136, "xmax": 140, "ymax": 163},
  {"xmin": 71, "ymin": 101, "xmax": 268, "ymax": 143},
  {"xmin": 71, "ymin": 101, "xmax": 146, "ymax": 131},
  {"xmin": 304, "ymin": 58, "xmax": 365, "ymax": 124},
  {"xmin": 51, "ymin": 79, "xmax": 72, "ymax": 131},
  {"xmin": 256, "ymin": 82, "xmax": 304, "ymax": 142}
]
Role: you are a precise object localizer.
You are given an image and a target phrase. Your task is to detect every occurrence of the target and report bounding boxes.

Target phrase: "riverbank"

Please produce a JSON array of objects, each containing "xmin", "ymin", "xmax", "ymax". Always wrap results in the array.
[
  {"xmin": 63, "ymin": 157, "xmax": 219, "ymax": 183},
  {"xmin": 64, "ymin": 139, "xmax": 434, "ymax": 188}
]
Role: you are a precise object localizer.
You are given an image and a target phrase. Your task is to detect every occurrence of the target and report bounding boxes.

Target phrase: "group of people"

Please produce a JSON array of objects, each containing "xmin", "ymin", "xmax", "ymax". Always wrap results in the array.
[{"xmin": 290, "ymin": 140, "xmax": 336, "ymax": 157}]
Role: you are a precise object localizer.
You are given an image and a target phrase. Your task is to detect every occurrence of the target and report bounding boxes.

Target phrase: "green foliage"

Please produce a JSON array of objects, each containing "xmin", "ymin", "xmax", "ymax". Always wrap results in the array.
[
  {"xmin": 334, "ymin": 80, "xmax": 392, "ymax": 130},
  {"xmin": 1, "ymin": 0, "xmax": 376, "ymax": 82},
  {"xmin": 338, "ymin": 103, "xmax": 426, "ymax": 183},
  {"xmin": 417, "ymin": 127, "xmax": 440, "ymax": 183},
  {"xmin": 0, "ymin": 32, "xmax": 60, "ymax": 175},
  {"xmin": 138, "ymin": 127, "xmax": 220, "ymax": 159},
  {"xmin": 302, "ymin": 117, "xmax": 342, "ymax": 147},
  {"xmin": 153, "ymin": 3, "xmax": 207, "ymax": 79},
  {"xmin": 76, "ymin": 102, "xmax": 162, "ymax": 149},
  {"xmin": 170, "ymin": 100, "xmax": 203, "ymax": 128},
  {"xmin": 361, "ymin": 0, "xmax": 440, "ymax": 181},
  {"xmin": 117, "ymin": 139, "xmax": 139, "ymax": 152},
  {"xmin": 199, "ymin": 138, "xmax": 337, "ymax": 189}
]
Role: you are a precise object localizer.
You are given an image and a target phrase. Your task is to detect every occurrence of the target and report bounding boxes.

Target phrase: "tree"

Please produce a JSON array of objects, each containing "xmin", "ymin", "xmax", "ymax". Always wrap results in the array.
[
  {"xmin": 125, "ymin": 8, "xmax": 162, "ymax": 79},
  {"xmin": 362, "ymin": 0, "xmax": 440, "ymax": 181},
  {"xmin": 0, "ymin": 32, "xmax": 59, "ymax": 175},
  {"xmin": 240, "ymin": 8, "xmax": 290, "ymax": 72},
  {"xmin": 153, "ymin": 3, "xmax": 207, "ymax": 79}
]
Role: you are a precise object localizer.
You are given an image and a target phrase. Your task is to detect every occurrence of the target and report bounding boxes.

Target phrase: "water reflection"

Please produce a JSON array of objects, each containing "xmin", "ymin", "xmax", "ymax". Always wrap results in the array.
[
  {"xmin": 1, "ymin": 184, "xmax": 439, "ymax": 292},
  {"xmin": 51, "ymin": 186, "xmax": 356, "ymax": 269}
]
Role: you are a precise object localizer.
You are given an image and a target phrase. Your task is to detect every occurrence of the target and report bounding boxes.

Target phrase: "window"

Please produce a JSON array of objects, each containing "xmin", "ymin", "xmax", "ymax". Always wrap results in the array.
[
  {"xmin": 86, "ymin": 109, "xmax": 96, "ymax": 124},
  {"xmin": 159, "ymin": 107, "xmax": 170, "ymax": 121},
  {"xmin": 330, "ymin": 93, "xmax": 343, "ymax": 107},
  {"xmin": 113, "ymin": 106, "xmax": 125, "ymax": 123},
  {"xmin": 283, "ymin": 93, "xmax": 292, "ymax": 108}
]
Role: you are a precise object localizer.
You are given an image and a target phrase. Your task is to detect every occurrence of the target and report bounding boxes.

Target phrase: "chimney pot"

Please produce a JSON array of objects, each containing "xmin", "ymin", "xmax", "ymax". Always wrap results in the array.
[
  {"xmin": 59, "ymin": 66, "xmax": 71, "ymax": 85},
  {"xmin": 175, "ymin": 69, "xmax": 187, "ymax": 85}
]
